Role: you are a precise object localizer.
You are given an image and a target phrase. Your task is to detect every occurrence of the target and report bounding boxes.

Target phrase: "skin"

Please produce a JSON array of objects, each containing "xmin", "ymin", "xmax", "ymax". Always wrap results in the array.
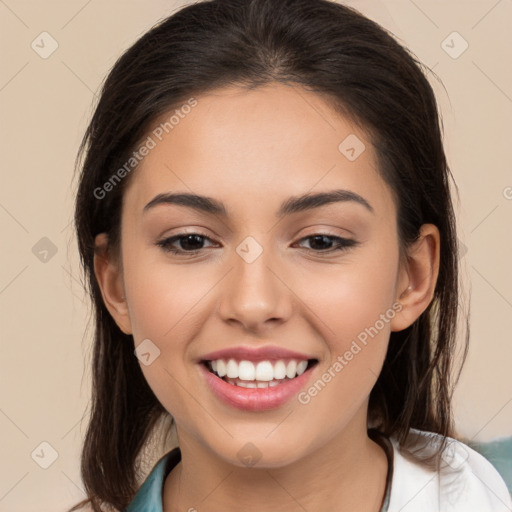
[{"xmin": 94, "ymin": 82, "xmax": 440, "ymax": 511}]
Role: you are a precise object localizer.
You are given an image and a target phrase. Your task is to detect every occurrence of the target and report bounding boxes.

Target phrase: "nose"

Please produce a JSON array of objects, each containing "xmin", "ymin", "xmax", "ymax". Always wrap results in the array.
[{"xmin": 217, "ymin": 241, "xmax": 293, "ymax": 334}]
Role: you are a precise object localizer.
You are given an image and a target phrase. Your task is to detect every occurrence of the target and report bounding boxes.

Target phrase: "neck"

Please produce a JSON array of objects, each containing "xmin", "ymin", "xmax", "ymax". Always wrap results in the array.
[{"xmin": 163, "ymin": 415, "xmax": 388, "ymax": 512}]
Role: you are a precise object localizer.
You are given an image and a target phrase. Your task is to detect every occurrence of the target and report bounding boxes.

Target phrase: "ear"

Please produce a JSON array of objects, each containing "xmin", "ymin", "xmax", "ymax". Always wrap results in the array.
[
  {"xmin": 391, "ymin": 224, "xmax": 440, "ymax": 332},
  {"xmin": 93, "ymin": 233, "xmax": 133, "ymax": 335}
]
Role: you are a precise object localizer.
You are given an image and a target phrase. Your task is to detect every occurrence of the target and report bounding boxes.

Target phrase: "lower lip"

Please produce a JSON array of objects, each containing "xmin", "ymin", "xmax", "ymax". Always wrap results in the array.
[{"xmin": 199, "ymin": 362, "xmax": 316, "ymax": 411}]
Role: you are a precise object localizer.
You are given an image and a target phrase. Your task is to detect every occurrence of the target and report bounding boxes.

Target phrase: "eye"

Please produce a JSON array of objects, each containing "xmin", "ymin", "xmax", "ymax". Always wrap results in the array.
[
  {"xmin": 295, "ymin": 234, "xmax": 358, "ymax": 254},
  {"xmin": 156, "ymin": 232, "xmax": 216, "ymax": 254},
  {"xmin": 156, "ymin": 232, "xmax": 359, "ymax": 256}
]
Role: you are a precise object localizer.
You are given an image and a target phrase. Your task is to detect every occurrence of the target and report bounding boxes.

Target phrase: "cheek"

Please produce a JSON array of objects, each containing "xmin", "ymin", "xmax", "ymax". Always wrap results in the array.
[
  {"xmin": 121, "ymin": 247, "xmax": 221, "ymax": 418},
  {"xmin": 295, "ymin": 292, "xmax": 395, "ymax": 436},
  {"xmin": 123, "ymin": 260, "xmax": 205, "ymax": 422},
  {"xmin": 123, "ymin": 247, "xmax": 214, "ymax": 342},
  {"xmin": 294, "ymin": 246, "xmax": 399, "ymax": 408},
  {"xmin": 298, "ymin": 243, "xmax": 399, "ymax": 347}
]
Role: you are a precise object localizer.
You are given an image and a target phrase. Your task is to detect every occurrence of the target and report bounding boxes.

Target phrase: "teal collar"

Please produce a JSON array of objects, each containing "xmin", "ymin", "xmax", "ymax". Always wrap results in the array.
[{"xmin": 126, "ymin": 447, "xmax": 181, "ymax": 512}]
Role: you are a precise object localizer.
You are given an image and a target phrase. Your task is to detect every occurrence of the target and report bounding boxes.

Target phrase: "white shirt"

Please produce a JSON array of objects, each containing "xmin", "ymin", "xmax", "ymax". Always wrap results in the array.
[{"xmin": 386, "ymin": 428, "xmax": 512, "ymax": 512}]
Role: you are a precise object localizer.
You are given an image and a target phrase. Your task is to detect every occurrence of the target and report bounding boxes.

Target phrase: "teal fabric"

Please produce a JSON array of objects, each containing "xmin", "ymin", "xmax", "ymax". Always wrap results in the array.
[
  {"xmin": 468, "ymin": 436, "xmax": 512, "ymax": 495},
  {"xmin": 126, "ymin": 447, "xmax": 181, "ymax": 512}
]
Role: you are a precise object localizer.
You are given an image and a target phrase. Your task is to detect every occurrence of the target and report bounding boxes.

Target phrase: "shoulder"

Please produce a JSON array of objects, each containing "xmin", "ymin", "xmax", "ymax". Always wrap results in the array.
[{"xmin": 387, "ymin": 428, "xmax": 512, "ymax": 512}]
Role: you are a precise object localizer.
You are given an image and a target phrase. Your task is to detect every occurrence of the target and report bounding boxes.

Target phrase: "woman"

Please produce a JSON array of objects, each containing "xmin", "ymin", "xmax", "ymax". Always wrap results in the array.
[{"xmin": 69, "ymin": 0, "xmax": 512, "ymax": 510}]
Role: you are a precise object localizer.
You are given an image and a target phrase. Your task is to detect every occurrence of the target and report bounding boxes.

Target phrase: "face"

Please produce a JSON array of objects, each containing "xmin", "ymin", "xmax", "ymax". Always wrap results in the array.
[{"xmin": 97, "ymin": 83, "xmax": 419, "ymax": 468}]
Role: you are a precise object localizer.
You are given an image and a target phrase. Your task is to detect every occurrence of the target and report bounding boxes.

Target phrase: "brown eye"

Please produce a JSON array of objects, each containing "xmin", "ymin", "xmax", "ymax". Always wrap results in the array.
[
  {"xmin": 156, "ymin": 233, "xmax": 215, "ymax": 254},
  {"xmin": 296, "ymin": 234, "xmax": 358, "ymax": 253}
]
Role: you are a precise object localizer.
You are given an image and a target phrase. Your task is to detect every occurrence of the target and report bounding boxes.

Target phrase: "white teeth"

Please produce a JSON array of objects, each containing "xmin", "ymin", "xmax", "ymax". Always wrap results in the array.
[
  {"xmin": 296, "ymin": 360, "xmax": 308, "ymax": 376},
  {"xmin": 255, "ymin": 361, "xmax": 274, "ymax": 381},
  {"xmin": 226, "ymin": 379, "xmax": 286, "ymax": 388},
  {"xmin": 238, "ymin": 360, "xmax": 255, "ymax": 380},
  {"xmin": 208, "ymin": 358, "xmax": 313, "ymax": 381},
  {"xmin": 226, "ymin": 359, "xmax": 239, "ymax": 378},
  {"xmin": 273, "ymin": 360, "xmax": 287, "ymax": 380},
  {"xmin": 238, "ymin": 381, "xmax": 257, "ymax": 388},
  {"xmin": 216, "ymin": 359, "xmax": 227, "ymax": 377},
  {"xmin": 286, "ymin": 360, "xmax": 297, "ymax": 379}
]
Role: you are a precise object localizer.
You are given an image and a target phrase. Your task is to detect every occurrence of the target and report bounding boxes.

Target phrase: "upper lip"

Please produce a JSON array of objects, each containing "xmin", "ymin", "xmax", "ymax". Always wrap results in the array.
[{"xmin": 199, "ymin": 345, "xmax": 317, "ymax": 363}]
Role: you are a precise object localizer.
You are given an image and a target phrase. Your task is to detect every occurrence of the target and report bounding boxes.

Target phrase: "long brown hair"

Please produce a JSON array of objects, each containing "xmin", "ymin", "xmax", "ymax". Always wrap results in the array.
[{"xmin": 70, "ymin": 0, "xmax": 469, "ymax": 510}]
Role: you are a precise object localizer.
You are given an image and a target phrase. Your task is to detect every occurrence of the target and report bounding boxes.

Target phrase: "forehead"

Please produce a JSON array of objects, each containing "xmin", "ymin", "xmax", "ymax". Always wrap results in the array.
[{"xmin": 123, "ymin": 83, "xmax": 394, "ymax": 218}]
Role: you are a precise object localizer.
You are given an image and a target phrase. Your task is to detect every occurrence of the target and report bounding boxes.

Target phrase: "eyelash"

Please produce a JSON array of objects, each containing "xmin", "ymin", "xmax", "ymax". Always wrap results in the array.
[{"xmin": 155, "ymin": 232, "xmax": 359, "ymax": 256}]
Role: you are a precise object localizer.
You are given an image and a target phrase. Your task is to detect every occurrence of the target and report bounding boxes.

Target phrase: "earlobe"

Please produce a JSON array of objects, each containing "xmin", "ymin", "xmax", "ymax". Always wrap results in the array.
[
  {"xmin": 390, "ymin": 224, "xmax": 440, "ymax": 332},
  {"xmin": 93, "ymin": 233, "xmax": 133, "ymax": 335}
]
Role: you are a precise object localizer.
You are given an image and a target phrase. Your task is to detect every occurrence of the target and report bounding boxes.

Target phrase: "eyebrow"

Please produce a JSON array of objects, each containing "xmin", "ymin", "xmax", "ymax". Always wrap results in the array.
[{"xmin": 143, "ymin": 189, "xmax": 374, "ymax": 217}]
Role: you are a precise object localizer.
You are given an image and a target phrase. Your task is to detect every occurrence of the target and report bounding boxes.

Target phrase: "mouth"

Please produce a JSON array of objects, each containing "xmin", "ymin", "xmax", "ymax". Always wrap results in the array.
[
  {"xmin": 199, "ymin": 356, "xmax": 319, "ymax": 411},
  {"xmin": 201, "ymin": 357, "xmax": 319, "ymax": 389}
]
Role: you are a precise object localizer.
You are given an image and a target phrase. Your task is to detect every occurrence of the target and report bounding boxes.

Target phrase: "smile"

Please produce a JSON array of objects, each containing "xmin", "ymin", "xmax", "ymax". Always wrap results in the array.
[{"xmin": 200, "ymin": 358, "xmax": 319, "ymax": 411}]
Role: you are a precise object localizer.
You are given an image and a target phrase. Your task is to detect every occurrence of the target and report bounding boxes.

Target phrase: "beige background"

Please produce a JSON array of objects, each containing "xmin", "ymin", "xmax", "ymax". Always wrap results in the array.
[{"xmin": 0, "ymin": 0, "xmax": 511, "ymax": 510}]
